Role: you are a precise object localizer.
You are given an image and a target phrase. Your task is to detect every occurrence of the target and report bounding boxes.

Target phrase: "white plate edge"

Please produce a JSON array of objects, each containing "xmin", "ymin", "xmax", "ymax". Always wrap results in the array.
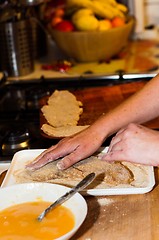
[{"xmin": 1, "ymin": 148, "xmax": 155, "ymax": 196}]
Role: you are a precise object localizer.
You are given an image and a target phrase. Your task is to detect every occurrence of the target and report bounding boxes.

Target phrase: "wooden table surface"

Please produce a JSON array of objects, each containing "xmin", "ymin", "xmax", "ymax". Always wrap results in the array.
[
  {"xmin": 74, "ymin": 79, "xmax": 159, "ymax": 129},
  {"xmin": 70, "ymin": 80, "xmax": 159, "ymax": 240},
  {"xmin": 40, "ymin": 79, "xmax": 159, "ymax": 139},
  {"xmin": 1, "ymin": 79, "xmax": 159, "ymax": 240}
]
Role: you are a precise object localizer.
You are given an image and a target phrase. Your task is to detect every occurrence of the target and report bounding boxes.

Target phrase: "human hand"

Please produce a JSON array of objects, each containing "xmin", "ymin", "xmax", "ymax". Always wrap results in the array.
[
  {"xmin": 26, "ymin": 125, "xmax": 104, "ymax": 170},
  {"xmin": 99, "ymin": 123, "xmax": 159, "ymax": 166}
]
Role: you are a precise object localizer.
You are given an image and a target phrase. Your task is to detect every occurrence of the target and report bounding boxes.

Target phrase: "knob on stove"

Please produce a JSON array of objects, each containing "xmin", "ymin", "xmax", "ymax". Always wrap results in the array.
[{"xmin": 1, "ymin": 126, "xmax": 31, "ymax": 156}]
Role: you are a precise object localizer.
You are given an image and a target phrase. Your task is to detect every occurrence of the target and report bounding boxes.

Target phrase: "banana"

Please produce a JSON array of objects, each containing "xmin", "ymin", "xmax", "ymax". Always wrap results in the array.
[
  {"xmin": 105, "ymin": 4, "xmax": 125, "ymax": 18},
  {"xmin": 117, "ymin": 3, "xmax": 128, "ymax": 13},
  {"xmin": 66, "ymin": 0, "xmax": 92, "ymax": 8},
  {"xmin": 107, "ymin": 0, "xmax": 118, "ymax": 6},
  {"xmin": 97, "ymin": 0, "xmax": 117, "ymax": 7},
  {"xmin": 66, "ymin": 0, "xmax": 127, "ymax": 20},
  {"xmin": 90, "ymin": 0, "xmax": 115, "ymax": 19},
  {"xmin": 92, "ymin": 0, "xmax": 126, "ymax": 19}
]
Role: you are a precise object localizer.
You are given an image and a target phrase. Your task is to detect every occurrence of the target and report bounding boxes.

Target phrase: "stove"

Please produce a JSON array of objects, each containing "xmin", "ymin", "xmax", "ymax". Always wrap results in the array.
[
  {"xmin": 0, "ymin": 77, "xmax": 57, "ymax": 161},
  {"xmin": 0, "ymin": 73, "xmax": 154, "ymax": 162}
]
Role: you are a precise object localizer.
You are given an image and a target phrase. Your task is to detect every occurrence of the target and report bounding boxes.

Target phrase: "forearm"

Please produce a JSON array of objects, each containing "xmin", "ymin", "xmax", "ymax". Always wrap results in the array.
[
  {"xmin": 26, "ymin": 74, "xmax": 159, "ymax": 171},
  {"xmin": 90, "ymin": 73, "xmax": 159, "ymax": 140}
]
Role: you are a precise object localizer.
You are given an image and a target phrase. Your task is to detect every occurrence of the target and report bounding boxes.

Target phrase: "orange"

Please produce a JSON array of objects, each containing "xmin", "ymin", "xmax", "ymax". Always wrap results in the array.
[
  {"xmin": 111, "ymin": 17, "xmax": 125, "ymax": 28},
  {"xmin": 51, "ymin": 17, "xmax": 63, "ymax": 27},
  {"xmin": 54, "ymin": 8, "xmax": 65, "ymax": 18}
]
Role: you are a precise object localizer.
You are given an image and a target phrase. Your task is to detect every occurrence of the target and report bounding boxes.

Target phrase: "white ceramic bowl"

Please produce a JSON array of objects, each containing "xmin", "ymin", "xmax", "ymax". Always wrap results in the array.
[{"xmin": 0, "ymin": 182, "xmax": 87, "ymax": 240}]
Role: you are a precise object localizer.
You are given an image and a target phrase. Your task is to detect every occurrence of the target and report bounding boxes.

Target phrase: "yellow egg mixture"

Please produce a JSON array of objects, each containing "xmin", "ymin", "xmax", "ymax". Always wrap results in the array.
[{"xmin": 0, "ymin": 201, "xmax": 75, "ymax": 240}]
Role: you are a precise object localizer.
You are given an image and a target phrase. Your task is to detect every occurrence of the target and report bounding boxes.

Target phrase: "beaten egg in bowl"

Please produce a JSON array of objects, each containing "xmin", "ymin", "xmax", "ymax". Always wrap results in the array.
[{"xmin": 0, "ymin": 182, "xmax": 87, "ymax": 240}]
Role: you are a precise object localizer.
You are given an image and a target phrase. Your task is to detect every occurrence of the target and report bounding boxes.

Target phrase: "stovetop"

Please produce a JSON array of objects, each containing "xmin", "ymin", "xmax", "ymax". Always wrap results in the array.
[{"xmin": 0, "ymin": 73, "xmax": 155, "ymax": 162}]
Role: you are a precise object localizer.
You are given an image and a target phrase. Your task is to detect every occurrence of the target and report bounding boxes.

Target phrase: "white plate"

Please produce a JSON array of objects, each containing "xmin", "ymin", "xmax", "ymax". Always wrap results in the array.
[
  {"xmin": 0, "ymin": 163, "xmax": 10, "ymax": 175},
  {"xmin": 1, "ymin": 149, "xmax": 155, "ymax": 196}
]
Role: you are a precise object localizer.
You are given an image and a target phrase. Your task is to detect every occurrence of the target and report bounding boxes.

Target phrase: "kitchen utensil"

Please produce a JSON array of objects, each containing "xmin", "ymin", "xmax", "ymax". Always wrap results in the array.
[
  {"xmin": 37, "ymin": 172, "xmax": 95, "ymax": 222},
  {"xmin": 0, "ymin": 18, "xmax": 34, "ymax": 76}
]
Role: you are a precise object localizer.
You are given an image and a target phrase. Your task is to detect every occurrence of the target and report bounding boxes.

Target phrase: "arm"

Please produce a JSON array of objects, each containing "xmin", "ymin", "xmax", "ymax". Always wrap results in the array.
[
  {"xmin": 91, "ymin": 73, "xmax": 159, "ymax": 138},
  {"xmin": 27, "ymin": 73, "xmax": 159, "ymax": 170}
]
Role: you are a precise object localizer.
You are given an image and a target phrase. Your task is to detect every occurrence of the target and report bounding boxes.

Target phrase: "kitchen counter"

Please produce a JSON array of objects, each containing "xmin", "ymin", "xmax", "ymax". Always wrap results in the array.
[
  {"xmin": 70, "ymin": 170, "xmax": 159, "ymax": 240},
  {"xmin": 71, "ymin": 80, "xmax": 159, "ymax": 239},
  {"xmin": 1, "ymin": 38, "xmax": 159, "ymax": 239},
  {"xmin": 5, "ymin": 39, "xmax": 159, "ymax": 83},
  {"xmin": 1, "ymin": 79, "xmax": 159, "ymax": 239},
  {"xmin": 0, "ymin": 165, "xmax": 159, "ymax": 240}
]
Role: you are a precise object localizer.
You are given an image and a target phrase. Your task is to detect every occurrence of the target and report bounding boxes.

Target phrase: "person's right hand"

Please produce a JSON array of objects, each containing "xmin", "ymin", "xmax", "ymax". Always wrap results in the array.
[{"xmin": 26, "ymin": 125, "xmax": 105, "ymax": 170}]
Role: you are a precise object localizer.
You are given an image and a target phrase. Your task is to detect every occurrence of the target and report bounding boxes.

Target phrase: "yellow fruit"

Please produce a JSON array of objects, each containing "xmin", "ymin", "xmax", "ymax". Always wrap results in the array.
[
  {"xmin": 98, "ymin": 19, "xmax": 112, "ymax": 31},
  {"xmin": 117, "ymin": 3, "xmax": 128, "ymax": 13},
  {"xmin": 91, "ymin": 0, "xmax": 115, "ymax": 19},
  {"xmin": 96, "ymin": 0, "xmax": 117, "ymax": 7},
  {"xmin": 71, "ymin": 8, "xmax": 99, "ymax": 31},
  {"xmin": 72, "ymin": 8, "xmax": 93, "ymax": 23},
  {"xmin": 73, "ymin": 15, "xmax": 99, "ymax": 31},
  {"xmin": 66, "ymin": 0, "xmax": 92, "ymax": 8}
]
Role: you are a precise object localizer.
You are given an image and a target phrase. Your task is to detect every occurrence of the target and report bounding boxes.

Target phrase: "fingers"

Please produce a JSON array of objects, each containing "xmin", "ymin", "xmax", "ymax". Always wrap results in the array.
[
  {"xmin": 108, "ymin": 123, "xmax": 141, "ymax": 153},
  {"xmin": 26, "ymin": 145, "xmax": 58, "ymax": 170},
  {"xmin": 26, "ymin": 140, "xmax": 74, "ymax": 170},
  {"xmin": 26, "ymin": 136, "xmax": 82, "ymax": 170},
  {"xmin": 99, "ymin": 139, "xmax": 124, "ymax": 160},
  {"xmin": 108, "ymin": 127, "xmax": 125, "ymax": 153},
  {"xmin": 57, "ymin": 149, "xmax": 84, "ymax": 170},
  {"xmin": 101, "ymin": 123, "xmax": 144, "ymax": 163}
]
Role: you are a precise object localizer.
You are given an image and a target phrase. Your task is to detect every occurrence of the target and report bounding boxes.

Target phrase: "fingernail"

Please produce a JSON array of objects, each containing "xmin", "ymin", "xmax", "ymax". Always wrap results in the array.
[{"xmin": 57, "ymin": 161, "xmax": 65, "ymax": 170}]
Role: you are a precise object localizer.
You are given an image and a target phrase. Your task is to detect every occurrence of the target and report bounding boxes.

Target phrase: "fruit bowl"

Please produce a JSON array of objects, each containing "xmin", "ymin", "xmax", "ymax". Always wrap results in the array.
[{"xmin": 49, "ymin": 16, "xmax": 134, "ymax": 62}]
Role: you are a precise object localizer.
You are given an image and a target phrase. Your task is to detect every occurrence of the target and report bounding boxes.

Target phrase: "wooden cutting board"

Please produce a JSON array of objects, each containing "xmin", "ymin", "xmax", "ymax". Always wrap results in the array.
[{"xmin": 40, "ymin": 80, "xmax": 159, "ymax": 138}]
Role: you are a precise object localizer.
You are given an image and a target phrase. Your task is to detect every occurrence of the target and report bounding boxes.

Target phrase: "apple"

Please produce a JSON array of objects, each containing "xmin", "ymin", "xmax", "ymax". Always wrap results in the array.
[{"xmin": 53, "ymin": 20, "xmax": 75, "ymax": 31}]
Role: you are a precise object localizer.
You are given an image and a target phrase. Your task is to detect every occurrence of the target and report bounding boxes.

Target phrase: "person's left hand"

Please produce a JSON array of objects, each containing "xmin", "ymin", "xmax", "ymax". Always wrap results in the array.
[{"xmin": 99, "ymin": 123, "xmax": 159, "ymax": 166}]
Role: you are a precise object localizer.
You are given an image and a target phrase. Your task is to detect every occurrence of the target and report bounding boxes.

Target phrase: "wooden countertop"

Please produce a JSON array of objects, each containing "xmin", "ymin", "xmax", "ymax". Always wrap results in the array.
[
  {"xmin": 74, "ymin": 79, "xmax": 159, "ymax": 129},
  {"xmin": 1, "ymin": 80, "xmax": 159, "ymax": 240},
  {"xmin": 70, "ymin": 80, "xmax": 159, "ymax": 240},
  {"xmin": 71, "ymin": 173, "xmax": 159, "ymax": 240},
  {"xmin": 40, "ymin": 79, "xmax": 159, "ymax": 139}
]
